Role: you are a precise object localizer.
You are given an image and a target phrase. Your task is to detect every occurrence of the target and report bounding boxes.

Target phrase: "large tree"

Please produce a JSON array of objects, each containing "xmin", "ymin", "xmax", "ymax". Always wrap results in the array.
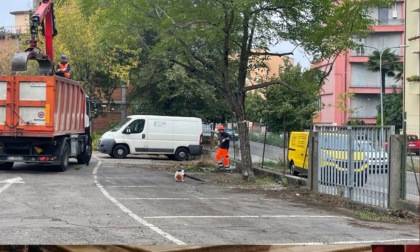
[
  {"xmin": 54, "ymin": 0, "xmax": 142, "ymax": 104},
  {"xmin": 126, "ymin": 0, "xmax": 390, "ymax": 179},
  {"xmin": 66, "ymin": 0, "xmax": 391, "ymax": 180}
]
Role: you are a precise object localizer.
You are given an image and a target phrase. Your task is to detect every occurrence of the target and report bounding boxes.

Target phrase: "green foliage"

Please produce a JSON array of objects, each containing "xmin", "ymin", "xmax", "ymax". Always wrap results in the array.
[
  {"xmin": 54, "ymin": 0, "xmax": 142, "ymax": 102},
  {"xmin": 128, "ymin": 54, "xmax": 233, "ymax": 121},
  {"xmin": 346, "ymin": 119, "xmax": 366, "ymax": 126},
  {"xmin": 249, "ymin": 132, "xmax": 286, "ymax": 147},
  {"xmin": 376, "ymin": 87, "xmax": 402, "ymax": 132},
  {"xmin": 245, "ymin": 93, "xmax": 265, "ymax": 123},
  {"xmin": 256, "ymin": 63, "xmax": 323, "ymax": 132},
  {"xmin": 365, "ymin": 48, "xmax": 402, "ymax": 92},
  {"xmin": 407, "ymin": 75, "xmax": 420, "ymax": 82}
]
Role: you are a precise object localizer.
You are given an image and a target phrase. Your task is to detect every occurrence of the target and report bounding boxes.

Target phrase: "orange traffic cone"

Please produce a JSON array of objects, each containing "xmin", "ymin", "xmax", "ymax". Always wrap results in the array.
[{"xmin": 174, "ymin": 170, "xmax": 184, "ymax": 182}]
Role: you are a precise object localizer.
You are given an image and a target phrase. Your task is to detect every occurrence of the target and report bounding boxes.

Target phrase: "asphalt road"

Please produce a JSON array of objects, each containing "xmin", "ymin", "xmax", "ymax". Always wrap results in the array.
[{"xmin": 0, "ymin": 152, "xmax": 418, "ymax": 245}]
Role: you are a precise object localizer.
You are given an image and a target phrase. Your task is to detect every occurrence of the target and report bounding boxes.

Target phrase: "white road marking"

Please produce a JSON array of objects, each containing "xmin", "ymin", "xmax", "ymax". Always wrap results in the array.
[
  {"xmin": 106, "ymin": 185, "xmax": 171, "ymax": 188},
  {"xmin": 144, "ymin": 215, "xmax": 352, "ymax": 219},
  {"xmin": 120, "ymin": 198, "xmax": 190, "ymax": 200},
  {"xmin": 119, "ymin": 197, "xmax": 229, "ymax": 200},
  {"xmin": 276, "ymin": 239, "xmax": 420, "ymax": 245},
  {"xmin": 92, "ymin": 156, "xmax": 186, "ymax": 245},
  {"xmin": 0, "ymin": 177, "xmax": 25, "ymax": 194},
  {"xmin": 330, "ymin": 239, "xmax": 420, "ymax": 244}
]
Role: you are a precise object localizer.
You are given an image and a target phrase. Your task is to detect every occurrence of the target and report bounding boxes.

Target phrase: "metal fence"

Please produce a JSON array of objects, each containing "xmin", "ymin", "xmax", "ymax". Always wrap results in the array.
[
  {"xmin": 315, "ymin": 126, "xmax": 394, "ymax": 208},
  {"xmin": 403, "ymin": 133, "xmax": 420, "ymax": 203}
]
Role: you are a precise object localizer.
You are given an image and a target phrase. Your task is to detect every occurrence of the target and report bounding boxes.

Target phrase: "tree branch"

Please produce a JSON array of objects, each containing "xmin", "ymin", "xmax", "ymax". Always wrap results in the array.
[
  {"xmin": 242, "ymin": 79, "xmax": 300, "ymax": 93},
  {"xmin": 249, "ymin": 51, "xmax": 294, "ymax": 57},
  {"xmin": 170, "ymin": 59, "xmax": 218, "ymax": 88}
]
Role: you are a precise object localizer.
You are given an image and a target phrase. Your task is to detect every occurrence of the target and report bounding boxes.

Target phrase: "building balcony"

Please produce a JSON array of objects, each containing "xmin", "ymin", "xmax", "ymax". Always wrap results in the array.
[
  {"xmin": 349, "ymin": 48, "xmax": 404, "ymax": 58},
  {"xmin": 349, "ymin": 83, "xmax": 402, "ymax": 90},
  {"xmin": 372, "ymin": 19, "xmax": 404, "ymax": 26}
]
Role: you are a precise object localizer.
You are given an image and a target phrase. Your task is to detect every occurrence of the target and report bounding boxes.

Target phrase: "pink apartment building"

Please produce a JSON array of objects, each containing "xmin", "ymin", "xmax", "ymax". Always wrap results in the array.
[{"xmin": 314, "ymin": 1, "xmax": 405, "ymax": 126}]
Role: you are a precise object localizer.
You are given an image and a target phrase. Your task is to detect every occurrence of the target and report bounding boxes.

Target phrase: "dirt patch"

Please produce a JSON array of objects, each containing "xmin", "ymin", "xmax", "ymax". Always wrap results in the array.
[{"xmin": 148, "ymin": 156, "xmax": 419, "ymax": 225}]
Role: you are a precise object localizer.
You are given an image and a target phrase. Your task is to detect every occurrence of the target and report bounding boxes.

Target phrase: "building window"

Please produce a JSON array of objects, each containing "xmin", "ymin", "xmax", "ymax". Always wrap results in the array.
[{"xmin": 378, "ymin": 8, "xmax": 388, "ymax": 24}]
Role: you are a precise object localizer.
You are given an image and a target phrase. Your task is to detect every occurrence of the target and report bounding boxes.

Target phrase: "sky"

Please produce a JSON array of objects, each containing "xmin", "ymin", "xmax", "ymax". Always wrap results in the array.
[
  {"xmin": 1, "ymin": 0, "xmax": 33, "ymax": 27},
  {"xmin": 271, "ymin": 42, "xmax": 311, "ymax": 69},
  {"xmin": 0, "ymin": 1, "xmax": 310, "ymax": 68}
]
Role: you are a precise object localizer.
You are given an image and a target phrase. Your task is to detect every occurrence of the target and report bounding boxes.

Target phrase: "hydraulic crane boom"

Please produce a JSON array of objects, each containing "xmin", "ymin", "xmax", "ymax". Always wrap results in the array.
[{"xmin": 11, "ymin": 0, "xmax": 57, "ymax": 74}]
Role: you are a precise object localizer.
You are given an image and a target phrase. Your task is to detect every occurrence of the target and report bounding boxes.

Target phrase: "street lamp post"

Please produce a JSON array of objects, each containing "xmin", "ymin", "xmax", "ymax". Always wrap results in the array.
[{"xmin": 360, "ymin": 44, "xmax": 407, "ymax": 145}]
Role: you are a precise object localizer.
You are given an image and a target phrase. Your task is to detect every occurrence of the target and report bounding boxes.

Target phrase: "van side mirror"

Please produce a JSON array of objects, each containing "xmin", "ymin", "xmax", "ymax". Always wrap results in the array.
[{"xmin": 125, "ymin": 128, "xmax": 131, "ymax": 134}]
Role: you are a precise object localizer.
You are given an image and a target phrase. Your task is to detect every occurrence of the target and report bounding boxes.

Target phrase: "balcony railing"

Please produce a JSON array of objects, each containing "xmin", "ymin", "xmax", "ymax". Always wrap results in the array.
[
  {"xmin": 350, "ymin": 47, "xmax": 404, "ymax": 57},
  {"xmin": 350, "ymin": 83, "xmax": 403, "ymax": 88},
  {"xmin": 374, "ymin": 19, "xmax": 404, "ymax": 26}
]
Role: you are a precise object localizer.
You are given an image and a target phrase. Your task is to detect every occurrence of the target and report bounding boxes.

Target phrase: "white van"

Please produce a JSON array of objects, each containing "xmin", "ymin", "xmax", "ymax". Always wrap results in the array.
[{"xmin": 97, "ymin": 115, "xmax": 203, "ymax": 161}]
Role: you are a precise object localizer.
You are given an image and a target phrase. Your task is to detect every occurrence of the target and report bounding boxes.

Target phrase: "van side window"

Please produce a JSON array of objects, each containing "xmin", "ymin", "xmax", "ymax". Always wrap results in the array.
[{"xmin": 128, "ymin": 119, "xmax": 145, "ymax": 134}]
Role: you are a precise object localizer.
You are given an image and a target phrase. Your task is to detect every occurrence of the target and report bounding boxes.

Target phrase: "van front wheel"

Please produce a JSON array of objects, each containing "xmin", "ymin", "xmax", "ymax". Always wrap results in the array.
[
  {"xmin": 112, "ymin": 145, "xmax": 128, "ymax": 159},
  {"xmin": 174, "ymin": 148, "xmax": 189, "ymax": 161}
]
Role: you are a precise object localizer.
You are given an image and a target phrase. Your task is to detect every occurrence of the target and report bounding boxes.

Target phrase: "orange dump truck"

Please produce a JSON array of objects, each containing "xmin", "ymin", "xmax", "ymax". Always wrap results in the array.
[{"xmin": 0, "ymin": 75, "xmax": 93, "ymax": 171}]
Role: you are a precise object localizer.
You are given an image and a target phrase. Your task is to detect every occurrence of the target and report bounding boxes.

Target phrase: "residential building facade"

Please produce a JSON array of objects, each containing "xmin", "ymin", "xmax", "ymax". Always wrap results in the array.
[
  {"xmin": 405, "ymin": 1, "xmax": 420, "ymax": 136},
  {"xmin": 314, "ymin": 2, "xmax": 405, "ymax": 126}
]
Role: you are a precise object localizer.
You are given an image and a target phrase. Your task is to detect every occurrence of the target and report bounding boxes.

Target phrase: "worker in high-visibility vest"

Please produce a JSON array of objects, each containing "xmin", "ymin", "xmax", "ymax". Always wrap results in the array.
[
  {"xmin": 56, "ymin": 54, "xmax": 71, "ymax": 78},
  {"xmin": 215, "ymin": 124, "xmax": 230, "ymax": 169}
]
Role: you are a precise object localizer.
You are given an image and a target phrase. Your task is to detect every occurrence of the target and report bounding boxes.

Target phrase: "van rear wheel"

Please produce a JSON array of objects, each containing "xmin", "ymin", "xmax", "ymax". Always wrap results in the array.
[
  {"xmin": 174, "ymin": 148, "xmax": 189, "ymax": 161},
  {"xmin": 112, "ymin": 145, "xmax": 128, "ymax": 159}
]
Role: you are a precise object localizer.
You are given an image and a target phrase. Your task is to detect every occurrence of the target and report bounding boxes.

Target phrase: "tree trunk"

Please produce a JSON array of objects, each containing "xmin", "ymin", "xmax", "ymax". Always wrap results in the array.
[
  {"xmin": 236, "ymin": 118, "xmax": 255, "ymax": 180},
  {"xmin": 381, "ymin": 71, "xmax": 386, "ymax": 94}
]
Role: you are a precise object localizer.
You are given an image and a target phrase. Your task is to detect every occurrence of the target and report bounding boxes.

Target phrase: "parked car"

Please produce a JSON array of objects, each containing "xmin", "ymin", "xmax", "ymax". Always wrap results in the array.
[
  {"xmin": 225, "ymin": 128, "xmax": 239, "ymax": 141},
  {"xmin": 407, "ymin": 134, "xmax": 420, "ymax": 155},
  {"xmin": 384, "ymin": 134, "xmax": 420, "ymax": 155},
  {"xmin": 356, "ymin": 140, "xmax": 388, "ymax": 173}
]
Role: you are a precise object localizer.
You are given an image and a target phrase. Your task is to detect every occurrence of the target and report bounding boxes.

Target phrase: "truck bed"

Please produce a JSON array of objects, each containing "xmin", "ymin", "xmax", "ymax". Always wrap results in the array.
[{"xmin": 0, "ymin": 75, "xmax": 86, "ymax": 137}]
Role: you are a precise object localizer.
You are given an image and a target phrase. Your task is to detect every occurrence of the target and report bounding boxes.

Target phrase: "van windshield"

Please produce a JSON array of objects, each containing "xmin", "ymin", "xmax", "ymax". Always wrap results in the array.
[
  {"xmin": 320, "ymin": 135, "xmax": 359, "ymax": 151},
  {"xmin": 355, "ymin": 141, "xmax": 375, "ymax": 152},
  {"xmin": 110, "ymin": 118, "xmax": 132, "ymax": 132}
]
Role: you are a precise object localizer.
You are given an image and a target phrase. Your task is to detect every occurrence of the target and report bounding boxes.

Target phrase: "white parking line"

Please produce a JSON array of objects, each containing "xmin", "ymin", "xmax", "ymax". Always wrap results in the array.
[
  {"xmin": 119, "ymin": 197, "xmax": 230, "ymax": 200},
  {"xmin": 276, "ymin": 239, "xmax": 420, "ymax": 245},
  {"xmin": 0, "ymin": 183, "xmax": 13, "ymax": 194},
  {"xmin": 143, "ymin": 215, "xmax": 352, "ymax": 219},
  {"xmin": 92, "ymin": 156, "xmax": 186, "ymax": 245},
  {"xmin": 0, "ymin": 177, "xmax": 25, "ymax": 194}
]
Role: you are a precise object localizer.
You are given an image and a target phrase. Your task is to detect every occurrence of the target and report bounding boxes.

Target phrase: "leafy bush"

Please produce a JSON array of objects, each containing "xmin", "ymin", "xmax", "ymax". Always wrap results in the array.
[
  {"xmin": 407, "ymin": 75, "xmax": 420, "ymax": 82},
  {"xmin": 248, "ymin": 132, "xmax": 287, "ymax": 147}
]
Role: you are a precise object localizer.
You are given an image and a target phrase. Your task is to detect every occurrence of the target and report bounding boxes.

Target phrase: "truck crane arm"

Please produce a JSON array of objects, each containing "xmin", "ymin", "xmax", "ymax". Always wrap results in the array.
[{"xmin": 11, "ymin": 0, "xmax": 57, "ymax": 75}]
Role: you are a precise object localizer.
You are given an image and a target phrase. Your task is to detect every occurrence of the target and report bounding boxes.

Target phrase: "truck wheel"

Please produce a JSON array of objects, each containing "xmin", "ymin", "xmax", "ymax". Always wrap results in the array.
[
  {"xmin": 112, "ymin": 145, "xmax": 128, "ymax": 159},
  {"xmin": 174, "ymin": 148, "xmax": 189, "ymax": 161},
  {"xmin": 0, "ymin": 162, "xmax": 14, "ymax": 170},
  {"xmin": 77, "ymin": 140, "xmax": 92, "ymax": 165},
  {"xmin": 57, "ymin": 142, "xmax": 70, "ymax": 172}
]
